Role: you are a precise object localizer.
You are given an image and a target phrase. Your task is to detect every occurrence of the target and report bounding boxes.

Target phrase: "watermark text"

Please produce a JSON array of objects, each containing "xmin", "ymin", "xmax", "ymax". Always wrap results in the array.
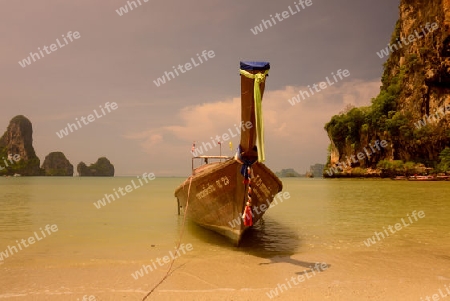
[
  {"xmin": 287, "ymin": 69, "xmax": 350, "ymax": 106},
  {"xmin": 115, "ymin": 0, "xmax": 149, "ymax": 16},
  {"xmin": 250, "ymin": 0, "xmax": 313, "ymax": 35},
  {"xmin": 325, "ymin": 140, "xmax": 388, "ymax": 177},
  {"xmin": 93, "ymin": 172, "xmax": 155, "ymax": 209},
  {"xmin": 376, "ymin": 22, "xmax": 439, "ymax": 59},
  {"xmin": 56, "ymin": 102, "xmax": 118, "ymax": 139},
  {"xmin": 153, "ymin": 50, "xmax": 215, "ymax": 87},
  {"xmin": 18, "ymin": 31, "xmax": 81, "ymax": 68},
  {"xmin": 0, "ymin": 224, "xmax": 58, "ymax": 262},
  {"xmin": 363, "ymin": 210, "xmax": 425, "ymax": 247},
  {"xmin": 229, "ymin": 191, "xmax": 290, "ymax": 228},
  {"xmin": 191, "ymin": 121, "xmax": 253, "ymax": 156},
  {"xmin": 131, "ymin": 243, "xmax": 193, "ymax": 279},
  {"xmin": 266, "ymin": 262, "xmax": 328, "ymax": 298}
]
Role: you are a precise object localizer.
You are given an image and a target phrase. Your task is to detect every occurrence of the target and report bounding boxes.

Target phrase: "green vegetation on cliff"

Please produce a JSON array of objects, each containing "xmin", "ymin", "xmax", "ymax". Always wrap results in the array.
[
  {"xmin": 0, "ymin": 148, "xmax": 41, "ymax": 176},
  {"xmin": 42, "ymin": 152, "xmax": 73, "ymax": 176},
  {"xmin": 77, "ymin": 157, "xmax": 115, "ymax": 177},
  {"xmin": 438, "ymin": 147, "xmax": 450, "ymax": 172},
  {"xmin": 325, "ymin": 1, "xmax": 449, "ymax": 175},
  {"xmin": 0, "ymin": 115, "xmax": 42, "ymax": 176}
]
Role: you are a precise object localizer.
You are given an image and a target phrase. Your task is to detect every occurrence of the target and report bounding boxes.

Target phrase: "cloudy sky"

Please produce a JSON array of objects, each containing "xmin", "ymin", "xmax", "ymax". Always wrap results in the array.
[{"xmin": 0, "ymin": 0, "xmax": 399, "ymax": 176}]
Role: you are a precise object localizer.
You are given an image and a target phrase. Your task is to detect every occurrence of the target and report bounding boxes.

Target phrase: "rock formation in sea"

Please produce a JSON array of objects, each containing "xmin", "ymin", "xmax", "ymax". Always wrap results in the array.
[
  {"xmin": 77, "ymin": 157, "xmax": 115, "ymax": 176},
  {"xmin": 324, "ymin": 0, "xmax": 450, "ymax": 177},
  {"xmin": 42, "ymin": 152, "xmax": 74, "ymax": 176},
  {"xmin": 276, "ymin": 168, "xmax": 302, "ymax": 177},
  {"xmin": 0, "ymin": 115, "xmax": 42, "ymax": 176}
]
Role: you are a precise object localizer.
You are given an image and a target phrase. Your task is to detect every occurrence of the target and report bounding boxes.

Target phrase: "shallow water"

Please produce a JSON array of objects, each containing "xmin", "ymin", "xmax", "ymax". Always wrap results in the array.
[{"xmin": 0, "ymin": 177, "xmax": 449, "ymax": 300}]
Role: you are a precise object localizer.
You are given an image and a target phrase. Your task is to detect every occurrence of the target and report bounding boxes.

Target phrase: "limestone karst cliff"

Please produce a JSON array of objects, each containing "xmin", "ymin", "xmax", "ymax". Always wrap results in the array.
[
  {"xmin": 0, "ymin": 115, "xmax": 111, "ymax": 177},
  {"xmin": 324, "ymin": 0, "xmax": 450, "ymax": 176},
  {"xmin": 0, "ymin": 115, "xmax": 42, "ymax": 176},
  {"xmin": 42, "ymin": 152, "xmax": 74, "ymax": 176},
  {"xmin": 77, "ymin": 157, "xmax": 115, "ymax": 177}
]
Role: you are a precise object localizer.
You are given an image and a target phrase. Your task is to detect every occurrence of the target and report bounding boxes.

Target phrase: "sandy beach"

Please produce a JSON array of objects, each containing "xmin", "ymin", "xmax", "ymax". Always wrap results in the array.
[{"xmin": 2, "ymin": 245, "xmax": 450, "ymax": 300}]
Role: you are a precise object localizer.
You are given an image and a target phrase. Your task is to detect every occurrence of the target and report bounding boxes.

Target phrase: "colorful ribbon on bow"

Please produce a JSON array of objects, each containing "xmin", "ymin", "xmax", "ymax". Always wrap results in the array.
[{"xmin": 239, "ymin": 69, "xmax": 269, "ymax": 162}]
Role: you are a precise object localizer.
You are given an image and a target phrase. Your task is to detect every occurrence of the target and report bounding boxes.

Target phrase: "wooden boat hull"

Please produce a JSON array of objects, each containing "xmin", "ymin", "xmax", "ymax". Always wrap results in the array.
[{"xmin": 174, "ymin": 159, "xmax": 282, "ymax": 245}]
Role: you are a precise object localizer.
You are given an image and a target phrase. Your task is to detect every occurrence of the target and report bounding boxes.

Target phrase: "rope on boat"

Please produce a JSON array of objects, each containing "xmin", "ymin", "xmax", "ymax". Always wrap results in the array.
[
  {"xmin": 242, "ymin": 166, "xmax": 253, "ymax": 226},
  {"xmin": 142, "ymin": 176, "xmax": 193, "ymax": 301}
]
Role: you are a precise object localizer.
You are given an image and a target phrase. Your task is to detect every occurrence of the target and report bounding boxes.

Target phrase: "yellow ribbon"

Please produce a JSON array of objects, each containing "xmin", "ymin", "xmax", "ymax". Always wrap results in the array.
[{"xmin": 239, "ymin": 69, "xmax": 269, "ymax": 162}]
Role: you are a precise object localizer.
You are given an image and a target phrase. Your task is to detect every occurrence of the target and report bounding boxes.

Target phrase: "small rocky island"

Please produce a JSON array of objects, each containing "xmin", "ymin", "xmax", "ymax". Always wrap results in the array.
[
  {"xmin": 0, "ymin": 115, "xmax": 41, "ymax": 176},
  {"xmin": 77, "ymin": 157, "xmax": 115, "ymax": 177},
  {"xmin": 42, "ymin": 152, "xmax": 74, "ymax": 176},
  {"xmin": 0, "ymin": 115, "xmax": 114, "ymax": 177},
  {"xmin": 276, "ymin": 168, "xmax": 302, "ymax": 177}
]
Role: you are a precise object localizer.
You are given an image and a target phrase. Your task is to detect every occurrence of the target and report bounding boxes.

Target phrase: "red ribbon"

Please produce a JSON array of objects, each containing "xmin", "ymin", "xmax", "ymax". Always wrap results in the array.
[{"xmin": 243, "ymin": 205, "xmax": 253, "ymax": 226}]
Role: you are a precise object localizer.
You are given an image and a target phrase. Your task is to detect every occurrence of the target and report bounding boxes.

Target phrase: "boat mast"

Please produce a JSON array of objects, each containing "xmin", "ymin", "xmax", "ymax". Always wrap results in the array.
[{"xmin": 239, "ymin": 61, "xmax": 270, "ymax": 162}]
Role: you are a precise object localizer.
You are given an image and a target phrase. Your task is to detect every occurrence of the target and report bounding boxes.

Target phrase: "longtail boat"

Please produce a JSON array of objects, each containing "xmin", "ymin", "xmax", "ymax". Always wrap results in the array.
[{"xmin": 174, "ymin": 61, "xmax": 283, "ymax": 245}]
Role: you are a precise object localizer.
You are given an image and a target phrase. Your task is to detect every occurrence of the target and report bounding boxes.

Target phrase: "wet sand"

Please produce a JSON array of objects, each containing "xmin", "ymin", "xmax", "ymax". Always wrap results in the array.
[{"xmin": 2, "ymin": 246, "xmax": 449, "ymax": 301}]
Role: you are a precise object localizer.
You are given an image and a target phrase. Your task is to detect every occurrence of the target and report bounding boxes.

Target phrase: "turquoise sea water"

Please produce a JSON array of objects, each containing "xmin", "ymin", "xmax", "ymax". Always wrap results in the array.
[{"xmin": 0, "ymin": 177, "xmax": 449, "ymax": 300}]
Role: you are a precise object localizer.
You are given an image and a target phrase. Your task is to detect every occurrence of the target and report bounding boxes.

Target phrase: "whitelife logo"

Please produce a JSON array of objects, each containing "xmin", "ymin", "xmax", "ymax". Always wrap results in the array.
[
  {"xmin": 93, "ymin": 172, "xmax": 155, "ymax": 209},
  {"xmin": 18, "ymin": 31, "xmax": 81, "ymax": 68},
  {"xmin": 363, "ymin": 210, "xmax": 425, "ymax": 247},
  {"xmin": 414, "ymin": 103, "xmax": 450, "ymax": 129},
  {"xmin": 153, "ymin": 50, "xmax": 215, "ymax": 87},
  {"xmin": 250, "ymin": 0, "xmax": 313, "ymax": 35},
  {"xmin": 56, "ymin": 102, "xmax": 118, "ymax": 139},
  {"xmin": 0, "ymin": 154, "xmax": 21, "ymax": 171},
  {"xmin": 376, "ymin": 22, "xmax": 439, "ymax": 59},
  {"xmin": 131, "ymin": 243, "xmax": 193, "ymax": 279},
  {"xmin": 266, "ymin": 262, "xmax": 328, "ymax": 298},
  {"xmin": 191, "ymin": 121, "xmax": 253, "ymax": 156},
  {"xmin": 115, "ymin": 0, "xmax": 150, "ymax": 16},
  {"xmin": 0, "ymin": 224, "xmax": 58, "ymax": 262},
  {"xmin": 325, "ymin": 140, "xmax": 388, "ymax": 176},
  {"xmin": 228, "ymin": 192, "xmax": 291, "ymax": 228},
  {"xmin": 420, "ymin": 285, "xmax": 450, "ymax": 301},
  {"xmin": 287, "ymin": 69, "xmax": 350, "ymax": 106}
]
